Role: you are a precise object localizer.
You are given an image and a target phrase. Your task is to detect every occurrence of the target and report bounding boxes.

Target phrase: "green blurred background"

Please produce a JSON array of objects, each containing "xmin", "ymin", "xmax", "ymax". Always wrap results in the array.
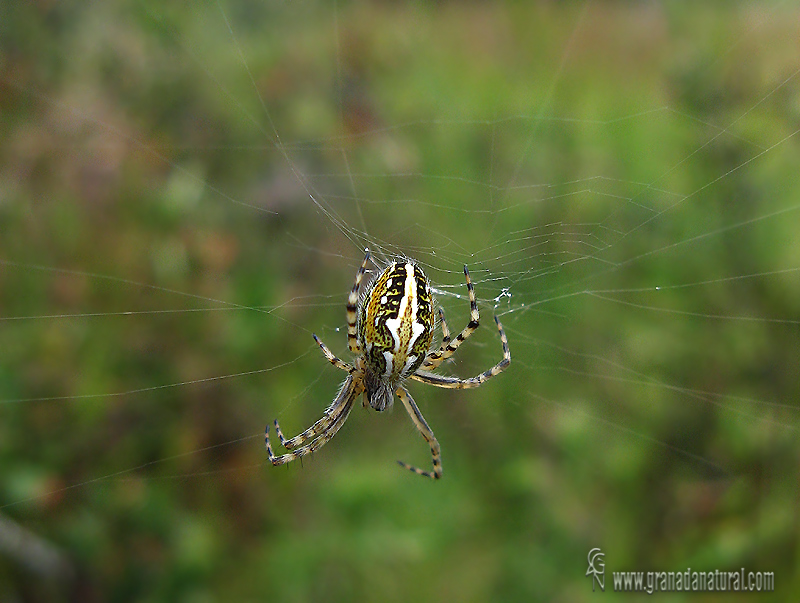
[{"xmin": 2, "ymin": 1, "xmax": 799, "ymax": 601}]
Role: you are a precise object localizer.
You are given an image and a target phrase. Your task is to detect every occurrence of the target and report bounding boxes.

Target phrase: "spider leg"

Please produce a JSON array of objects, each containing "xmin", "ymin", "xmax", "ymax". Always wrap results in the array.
[
  {"xmin": 411, "ymin": 315, "xmax": 510, "ymax": 389},
  {"xmin": 313, "ymin": 334, "xmax": 354, "ymax": 373},
  {"xmin": 421, "ymin": 306, "xmax": 451, "ymax": 370},
  {"xmin": 422, "ymin": 264, "xmax": 479, "ymax": 370},
  {"xmin": 283, "ymin": 335, "xmax": 354, "ymax": 452},
  {"xmin": 267, "ymin": 395, "xmax": 356, "ymax": 466},
  {"xmin": 396, "ymin": 386, "xmax": 442, "ymax": 479},
  {"xmin": 266, "ymin": 378, "xmax": 362, "ymax": 464},
  {"xmin": 347, "ymin": 249, "xmax": 370, "ymax": 355},
  {"xmin": 437, "ymin": 306, "xmax": 451, "ymax": 348},
  {"xmin": 272, "ymin": 376, "xmax": 355, "ymax": 451}
]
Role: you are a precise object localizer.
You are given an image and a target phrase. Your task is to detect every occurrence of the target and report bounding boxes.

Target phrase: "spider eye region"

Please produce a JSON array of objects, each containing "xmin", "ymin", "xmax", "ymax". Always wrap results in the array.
[{"xmin": 359, "ymin": 261, "xmax": 434, "ymax": 408}]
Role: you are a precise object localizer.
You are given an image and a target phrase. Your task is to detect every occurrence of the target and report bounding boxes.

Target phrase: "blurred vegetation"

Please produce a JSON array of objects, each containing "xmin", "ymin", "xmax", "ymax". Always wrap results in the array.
[{"xmin": 1, "ymin": 1, "xmax": 800, "ymax": 601}]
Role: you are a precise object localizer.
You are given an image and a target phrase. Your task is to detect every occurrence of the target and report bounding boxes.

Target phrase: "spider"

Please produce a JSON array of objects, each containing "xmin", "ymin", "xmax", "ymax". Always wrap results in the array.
[{"xmin": 265, "ymin": 249, "xmax": 510, "ymax": 479}]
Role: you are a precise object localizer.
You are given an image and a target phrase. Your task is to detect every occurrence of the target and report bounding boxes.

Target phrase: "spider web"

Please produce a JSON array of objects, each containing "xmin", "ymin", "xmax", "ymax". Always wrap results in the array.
[{"xmin": 1, "ymin": 0, "xmax": 799, "ymax": 598}]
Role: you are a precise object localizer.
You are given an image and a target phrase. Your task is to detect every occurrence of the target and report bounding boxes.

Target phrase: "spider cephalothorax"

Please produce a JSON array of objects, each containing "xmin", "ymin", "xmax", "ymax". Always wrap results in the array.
[{"xmin": 266, "ymin": 249, "xmax": 510, "ymax": 479}]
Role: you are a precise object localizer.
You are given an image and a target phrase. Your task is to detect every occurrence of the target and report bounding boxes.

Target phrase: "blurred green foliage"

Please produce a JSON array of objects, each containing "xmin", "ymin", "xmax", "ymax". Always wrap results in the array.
[{"xmin": 1, "ymin": 1, "xmax": 800, "ymax": 601}]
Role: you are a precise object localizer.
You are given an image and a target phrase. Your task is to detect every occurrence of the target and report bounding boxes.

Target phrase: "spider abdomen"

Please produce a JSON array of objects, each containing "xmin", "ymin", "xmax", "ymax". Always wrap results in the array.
[{"xmin": 359, "ymin": 261, "xmax": 434, "ymax": 409}]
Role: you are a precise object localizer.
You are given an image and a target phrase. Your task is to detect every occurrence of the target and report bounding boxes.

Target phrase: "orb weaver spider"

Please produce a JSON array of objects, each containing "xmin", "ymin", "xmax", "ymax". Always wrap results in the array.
[{"xmin": 265, "ymin": 250, "xmax": 510, "ymax": 479}]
